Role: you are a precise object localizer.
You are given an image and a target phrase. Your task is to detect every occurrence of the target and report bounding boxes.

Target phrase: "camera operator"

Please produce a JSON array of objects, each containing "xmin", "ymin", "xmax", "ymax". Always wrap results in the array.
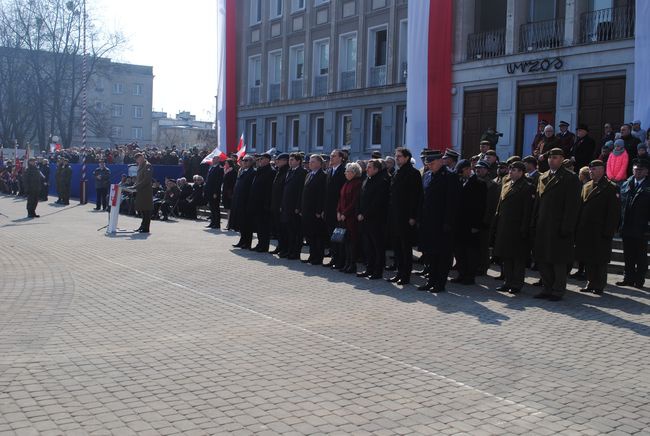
[{"xmin": 481, "ymin": 127, "xmax": 503, "ymax": 150}]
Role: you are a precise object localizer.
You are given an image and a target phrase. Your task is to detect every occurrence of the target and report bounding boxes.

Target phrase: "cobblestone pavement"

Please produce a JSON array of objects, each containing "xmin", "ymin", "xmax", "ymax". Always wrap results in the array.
[{"xmin": 0, "ymin": 195, "xmax": 649, "ymax": 436}]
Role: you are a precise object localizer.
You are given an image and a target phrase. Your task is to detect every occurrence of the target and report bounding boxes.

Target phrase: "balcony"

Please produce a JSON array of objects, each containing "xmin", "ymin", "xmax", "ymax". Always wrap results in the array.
[
  {"xmin": 291, "ymin": 79, "xmax": 303, "ymax": 99},
  {"xmin": 340, "ymin": 71, "xmax": 356, "ymax": 91},
  {"xmin": 314, "ymin": 75, "xmax": 328, "ymax": 96},
  {"xmin": 519, "ymin": 18, "xmax": 564, "ymax": 52},
  {"xmin": 580, "ymin": 5, "xmax": 635, "ymax": 44},
  {"xmin": 248, "ymin": 86, "xmax": 260, "ymax": 105},
  {"xmin": 269, "ymin": 83, "xmax": 281, "ymax": 102},
  {"xmin": 467, "ymin": 28, "xmax": 506, "ymax": 60},
  {"xmin": 369, "ymin": 65, "xmax": 387, "ymax": 87}
]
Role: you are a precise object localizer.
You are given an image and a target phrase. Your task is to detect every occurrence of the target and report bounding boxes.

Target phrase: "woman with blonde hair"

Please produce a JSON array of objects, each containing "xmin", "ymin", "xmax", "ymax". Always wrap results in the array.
[{"xmin": 336, "ymin": 162, "xmax": 363, "ymax": 274}]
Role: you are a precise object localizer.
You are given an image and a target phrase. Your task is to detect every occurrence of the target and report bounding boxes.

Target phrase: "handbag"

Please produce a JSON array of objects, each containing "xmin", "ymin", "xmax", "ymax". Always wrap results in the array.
[{"xmin": 330, "ymin": 226, "xmax": 347, "ymax": 243}]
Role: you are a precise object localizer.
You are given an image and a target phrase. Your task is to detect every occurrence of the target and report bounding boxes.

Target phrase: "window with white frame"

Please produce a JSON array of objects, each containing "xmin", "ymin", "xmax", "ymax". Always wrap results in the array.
[
  {"xmin": 369, "ymin": 111, "xmax": 382, "ymax": 148},
  {"xmin": 112, "ymin": 83, "xmax": 123, "ymax": 95},
  {"xmin": 313, "ymin": 39, "xmax": 329, "ymax": 96},
  {"xmin": 292, "ymin": 0, "xmax": 305, "ymax": 12},
  {"xmin": 249, "ymin": 121, "xmax": 258, "ymax": 150},
  {"xmin": 270, "ymin": 0, "xmax": 282, "ymax": 19},
  {"xmin": 111, "ymin": 104, "xmax": 123, "ymax": 118},
  {"xmin": 341, "ymin": 113, "xmax": 352, "ymax": 148},
  {"xmin": 132, "ymin": 105, "xmax": 143, "ymax": 119},
  {"xmin": 339, "ymin": 32, "xmax": 357, "ymax": 90},
  {"xmin": 133, "ymin": 83, "xmax": 143, "ymax": 96},
  {"xmin": 290, "ymin": 45, "xmax": 304, "ymax": 80},
  {"xmin": 268, "ymin": 50, "xmax": 282, "ymax": 101},
  {"xmin": 398, "ymin": 20, "xmax": 408, "ymax": 83},
  {"xmin": 250, "ymin": 0, "xmax": 262, "ymax": 25},
  {"xmin": 368, "ymin": 27, "xmax": 388, "ymax": 87},
  {"xmin": 290, "ymin": 118, "xmax": 300, "ymax": 149},
  {"xmin": 111, "ymin": 126, "xmax": 122, "ymax": 138},
  {"xmin": 314, "ymin": 115, "xmax": 325, "ymax": 149},
  {"xmin": 268, "ymin": 119, "xmax": 278, "ymax": 149},
  {"xmin": 248, "ymin": 55, "xmax": 262, "ymax": 103},
  {"xmin": 132, "ymin": 127, "xmax": 143, "ymax": 139},
  {"xmin": 314, "ymin": 0, "xmax": 329, "ymax": 5}
]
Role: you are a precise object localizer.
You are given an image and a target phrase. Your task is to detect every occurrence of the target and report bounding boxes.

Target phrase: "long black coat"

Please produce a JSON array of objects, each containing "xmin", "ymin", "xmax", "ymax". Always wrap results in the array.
[
  {"xmin": 620, "ymin": 176, "xmax": 650, "ymax": 238},
  {"xmin": 281, "ymin": 167, "xmax": 307, "ymax": 222},
  {"xmin": 222, "ymin": 169, "xmax": 237, "ymax": 209},
  {"xmin": 228, "ymin": 167, "xmax": 255, "ymax": 231},
  {"xmin": 571, "ymin": 135, "xmax": 596, "ymax": 170},
  {"xmin": 204, "ymin": 165, "xmax": 224, "ymax": 201},
  {"xmin": 575, "ymin": 178, "xmax": 620, "ymax": 264},
  {"xmin": 358, "ymin": 174, "xmax": 390, "ymax": 224},
  {"xmin": 493, "ymin": 177, "xmax": 535, "ymax": 259},
  {"xmin": 455, "ymin": 174, "xmax": 487, "ymax": 245},
  {"xmin": 325, "ymin": 165, "xmax": 346, "ymax": 227},
  {"xmin": 247, "ymin": 164, "xmax": 276, "ymax": 216},
  {"xmin": 301, "ymin": 169, "xmax": 327, "ymax": 238},
  {"xmin": 531, "ymin": 167, "xmax": 582, "ymax": 263},
  {"xmin": 271, "ymin": 165, "xmax": 289, "ymax": 217},
  {"xmin": 419, "ymin": 166, "xmax": 461, "ymax": 254},
  {"xmin": 389, "ymin": 162, "xmax": 422, "ymax": 240},
  {"xmin": 23, "ymin": 165, "xmax": 42, "ymax": 195}
]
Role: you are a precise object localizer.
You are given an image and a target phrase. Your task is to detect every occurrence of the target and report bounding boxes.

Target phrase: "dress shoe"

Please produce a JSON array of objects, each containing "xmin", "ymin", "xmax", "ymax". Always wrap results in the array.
[
  {"xmin": 532, "ymin": 279, "xmax": 544, "ymax": 287},
  {"xmin": 533, "ymin": 292, "xmax": 552, "ymax": 299},
  {"xmin": 615, "ymin": 281, "xmax": 634, "ymax": 287},
  {"xmin": 579, "ymin": 288, "xmax": 592, "ymax": 293},
  {"xmin": 356, "ymin": 271, "xmax": 371, "ymax": 278},
  {"xmin": 385, "ymin": 264, "xmax": 397, "ymax": 271},
  {"xmin": 269, "ymin": 248, "xmax": 281, "ymax": 255},
  {"xmin": 93, "ymin": 207, "xmax": 100, "ymax": 210},
  {"xmin": 633, "ymin": 283, "xmax": 645, "ymax": 290},
  {"xmin": 569, "ymin": 271, "xmax": 585, "ymax": 279},
  {"xmin": 254, "ymin": 247, "xmax": 268, "ymax": 253},
  {"xmin": 278, "ymin": 252, "xmax": 289, "ymax": 258},
  {"xmin": 450, "ymin": 277, "xmax": 464, "ymax": 284},
  {"xmin": 592, "ymin": 289, "xmax": 604, "ymax": 295},
  {"xmin": 508, "ymin": 288, "xmax": 521, "ymax": 294},
  {"xmin": 301, "ymin": 259, "xmax": 311, "ymax": 264},
  {"xmin": 493, "ymin": 274, "xmax": 504, "ymax": 280},
  {"xmin": 368, "ymin": 274, "xmax": 382, "ymax": 280},
  {"xmin": 386, "ymin": 276, "xmax": 401, "ymax": 283},
  {"xmin": 134, "ymin": 227, "xmax": 142, "ymax": 232},
  {"xmin": 417, "ymin": 282, "xmax": 434, "ymax": 291},
  {"xmin": 138, "ymin": 229, "xmax": 150, "ymax": 234},
  {"xmin": 232, "ymin": 242, "xmax": 243, "ymax": 248},
  {"xmin": 430, "ymin": 287, "xmax": 446, "ymax": 293},
  {"xmin": 396, "ymin": 279, "xmax": 410, "ymax": 286},
  {"xmin": 495, "ymin": 285, "xmax": 510, "ymax": 293}
]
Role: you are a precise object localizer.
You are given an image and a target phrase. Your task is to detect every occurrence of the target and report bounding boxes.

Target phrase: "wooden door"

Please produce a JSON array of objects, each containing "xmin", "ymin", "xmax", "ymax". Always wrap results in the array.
[
  {"xmin": 516, "ymin": 83, "xmax": 557, "ymax": 156},
  {"xmin": 578, "ymin": 77, "xmax": 625, "ymax": 144},
  {"xmin": 462, "ymin": 89, "xmax": 497, "ymax": 157}
]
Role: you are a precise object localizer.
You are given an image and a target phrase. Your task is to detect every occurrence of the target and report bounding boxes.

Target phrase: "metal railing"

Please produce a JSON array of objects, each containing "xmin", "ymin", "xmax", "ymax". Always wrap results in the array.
[
  {"xmin": 248, "ymin": 86, "xmax": 260, "ymax": 104},
  {"xmin": 269, "ymin": 83, "xmax": 281, "ymax": 102},
  {"xmin": 467, "ymin": 28, "xmax": 506, "ymax": 60},
  {"xmin": 519, "ymin": 18, "xmax": 565, "ymax": 52},
  {"xmin": 580, "ymin": 5, "xmax": 635, "ymax": 44},
  {"xmin": 314, "ymin": 75, "xmax": 328, "ymax": 96},
  {"xmin": 369, "ymin": 65, "xmax": 387, "ymax": 87},
  {"xmin": 340, "ymin": 71, "xmax": 356, "ymax": 91},
  {"xmin": 399, "ymin": 62, "xmax": 407, "ymax": 83},
  {"xmin": 290, "ymin": 79, "xmax": 303, "ymax": 99}
]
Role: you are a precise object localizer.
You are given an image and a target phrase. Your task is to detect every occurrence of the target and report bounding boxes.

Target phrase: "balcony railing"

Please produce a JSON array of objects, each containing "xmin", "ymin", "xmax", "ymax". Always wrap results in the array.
[
  {"xmin": 269, "ymin": 83, "xmax": 281, "ymax": 102},
  {"xmin": 314, "ymin": 75, "xmax": 328, "ymax": 96},
  {"xmin": 467, "ymin": 28, "xmax": 506, "ymax": 60},
  {"xmin": 580, "ymin": 5, "xmax": 635, "ymax": 44},
  {"xmin": 340, "ymin": 71, "xmax": 356, "ymax": 91},
  {"xmin": 291, "ymin": 79, "xmax": 303, "ymax": 99},
  {"xmin": 248, "ymin": 86, "xmax": 260, "ymax": 105},
  {"xmin": 369, "ymin": 65, "xmax": 387, "ymax": 87},
  {"xmin": 399, "ymin": 62, "xmax": 407, "ymax": 83},
  {"xmin": 519, "ymin": 18, "xmax": 565, "ymax": 52}
]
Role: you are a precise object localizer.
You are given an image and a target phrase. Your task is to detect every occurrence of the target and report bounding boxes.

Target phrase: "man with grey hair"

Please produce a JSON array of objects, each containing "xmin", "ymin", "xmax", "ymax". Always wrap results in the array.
[{"xmin": 301, "ymin": 155, "xmax": 328, "ymax": 265}]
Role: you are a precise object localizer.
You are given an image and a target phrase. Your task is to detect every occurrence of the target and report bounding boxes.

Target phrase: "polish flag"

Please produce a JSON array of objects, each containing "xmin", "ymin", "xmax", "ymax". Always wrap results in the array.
[
  {"xmin": 202, "ymin": 145, "xmax": 227, "ymax": 165},
  {"xmin": 235, "ymin": 133, "xmax": 246, "ymax": 162},
  {"xmin": 216, "ymin": 0, "xmax": 238, "ymax": 154},
  {"xmin": 635, "ymin": 1, "xmax": 650, "ymax": 124},
  {"xmin": 406, "ymin": 0, "xmax": 453, "ymax": 151}
]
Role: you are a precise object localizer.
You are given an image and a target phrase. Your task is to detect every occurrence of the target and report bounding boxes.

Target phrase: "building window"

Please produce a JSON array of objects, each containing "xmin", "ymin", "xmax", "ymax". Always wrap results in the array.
[
  {"xmin": 313, "ymin": 116, "xmax": 325, "ymax": 149},
  {"xmin": 268, "ymin": 50, "xmax": 283, "ymax": 102},
  {"xmin": 313, "ymin": 39, "xmax": 329, "ymax": 96},
  {"xmin": 339, "ymin": 32, "xmax": 357, "ymax": 91},
  {"xmin": 248, "ymin": 55, "xmax": 261, "ymax": 104},
  {"xmin": 132, "ymin": 127, "xmax": 143, "ymax": 139},
  {"xmin": 292, "ymin": 0, "xmax": 305, "ymax": 12},
  {"xmin": 268, "ymin": 119, "xmax": 278, "ymax": 149},
  {"xmin": 342, "ymin": 0, "xmax": 356, "ymax": 17},
  {"xmin": 371, "ymin": 0, "xmax": 386, "ymax": 10},
  {"xmin": 270, "ymin": 0, "xmax": 282, "ymax": 19},
  {"xmin": 249, "ymin": 121, "xmax": 258, "ymax": 151},
  {"xmin": 289, "ymin": 44, "xmax": 304, "ymax": 99},
  {"xmin": 112, "ymin": 83, "xmax": 123, "ymax": 95},
  {"xmin": 398, "ymin": 20, "xmax": 408, "ymax": 83},
  {"xmin": 369, "ymin": 111, "xmax": 382, "ymax": 148},
  {"xmin": 111, "ymin": 104, "xmax": 123, "ymax": 118},
  {"xmin": 133, "ymin": 83, "xmax": 143, "ymax": 96},
  {"xmin": 111, "ymin": 126, "xmax": 122, "ymax": 138},
  {"xmin": 250, "ymin": 0, "xmax": 262, "ymax": 25},
  {"xmin": 290, "ymin": 118, "xmax": 300, "ymax": 149},
  {"xmin": 95, "ymin": 102, "xmax": 104, "ymax": 111},
  {"xmin": 314, "ymin": 0, "xmax": 329, "ymax": 5},
  {"xmin": 368, "ymin": 27, "xmax": 387, "ymax": 87},
  {"xmin": 132, "ymin": 105, "xmax": 144, "ymax": 119},
  {"xmin": 341, "ymin": 113, "xmax": 352, "ymax": 148}
]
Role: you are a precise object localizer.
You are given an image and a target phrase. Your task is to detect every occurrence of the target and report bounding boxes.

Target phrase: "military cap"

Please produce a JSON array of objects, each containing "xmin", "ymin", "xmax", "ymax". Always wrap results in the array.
[
  {"xmin": 558, "ymin": 120, "xmax": 570, "ymax": 127},
  {"xmin": 455, "ymin": 159, "xmax": 471, "ymax": 172},
  {"xmin": 479, "ymin": 140, "xmax": 491, "ymax": 145},
  {"xmin": 371, "ymin": 151, "xmax": 383, "ymax": 159},
  {"xmin": 633, "ymin": 119, "xmax": 641, "ymax": 125},
  {"xmin": 548, "ymin": 148, "xmax": 564, "ymax": 157},
  {"xmin": 577, "ymin": 123, "xmax": 589, "ymax": 132},
  {"xmin": 241, "ymin": 155, "xmax": 254, "ymax": 161},
  {"xmin": 420, "ymin": 149, "xmax": 434, "ymax": 157},
  {"xmin": 485, "ymin": 150, "xmax": 497, "ymax": 157},
  {"xmin": 424, "ymin": 151, "xmax": 443, "ymax": 163},
  {"xmin": 588, "ymin": 160, "xmax": 605, "ymax": 168},
  {"xmin": 259, "ymin": 152, "xmax": 272, "ymax": 160},
  {"xmin": 443, "ymin": 148, "xmax": 459, "ymax": 159},
  {"xmin": 506, "ymin": 155, "xmax": 522, "ymax": 164},
  {"xmin": 276, "ymin": 153, "xmax": 290, "ymax": 160},
  {"xmin": 538, "ymin": 119, "xmax": 548, "ymax": 125},
  {"xmin": 522, "ymin": 155, "xmax": 537, "ymax": 164},
  {"xmin": 497, "ymin": 161, "xmax": 509, "ymax": 168},
  {"xmin": 632, "ymin": 158, "xmax": 649, "ymax": 169},
  {"xmin": 509, "ymin": 161, "xmax": 526, "ymax": 171},
  {"xmin": 475, "ymin": 160, "xmax": 490, "ymax": 169}
]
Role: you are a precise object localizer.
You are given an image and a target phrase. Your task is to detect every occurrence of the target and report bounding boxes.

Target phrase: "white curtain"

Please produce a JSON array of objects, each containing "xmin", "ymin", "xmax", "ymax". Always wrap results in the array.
[
  {"xmin": 635, "ymin": 0, "xmax": 650, "ymax": 125},
  {"xmin": 406, "ymin": 0, "xmax": 430, "ymax": 150},
  {"xmin": 216, "ymin": 0, "xmax": 227, "ymax": 150}
]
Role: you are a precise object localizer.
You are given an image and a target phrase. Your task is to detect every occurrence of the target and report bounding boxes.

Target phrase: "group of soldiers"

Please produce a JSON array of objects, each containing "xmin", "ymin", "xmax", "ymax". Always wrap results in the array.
[{"xmin": 184, "ymin": 145, "xmax": 648, "ymax": 300}]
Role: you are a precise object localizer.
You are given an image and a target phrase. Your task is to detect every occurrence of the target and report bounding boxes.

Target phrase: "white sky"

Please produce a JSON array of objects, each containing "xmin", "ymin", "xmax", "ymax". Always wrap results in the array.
[{"xmin": 93, "ymin": 0, "xmax": 218, "ymax": 122}]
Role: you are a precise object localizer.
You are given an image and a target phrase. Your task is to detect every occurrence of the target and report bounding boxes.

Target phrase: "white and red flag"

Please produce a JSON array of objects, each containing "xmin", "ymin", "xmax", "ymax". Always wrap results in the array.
[
  {"xmin": 216, "ymin": 0, "xmax": 238, "ymax": 154},
  {"xmin": 406, "ymin": 0, "xmax": 453, "ymax": 151},
  {"xmin": 235, "ymin": 133, "xmax": 246, "ymax": 162},
  {"xmin": 202, "ymin": 145, "xmax": 227, "ymax": 165},
  {"xmin": 635, "ymin": 1, "xmax": 650, "ymax": 124}
]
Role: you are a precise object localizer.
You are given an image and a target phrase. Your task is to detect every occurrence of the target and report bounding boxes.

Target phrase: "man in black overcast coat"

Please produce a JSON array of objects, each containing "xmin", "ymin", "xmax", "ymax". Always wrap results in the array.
[
  {"xmin": 270, "ymin": 153, "xmax": 289, "ymax": 254},
  {"xmin": 301, "ymin": 154, "xmax": 328, "ymax": 265},
  {"xmin": 280, "ymin": 153, "xmax": 307, "ymax": 259},
  {"xmin": 247, "ymin": 153, "xmax": 276, "ymax": 252},
  {"xmin": 204, "ymin": 157, "xmax": 224, "ymax": 229},
  {"xmin": 324, "ymin": 149, "xmax": 347, "ymax": 268}
]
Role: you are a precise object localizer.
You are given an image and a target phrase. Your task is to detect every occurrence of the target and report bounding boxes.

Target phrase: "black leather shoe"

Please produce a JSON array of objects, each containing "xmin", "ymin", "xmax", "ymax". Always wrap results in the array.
[
  {"xmin": 138, "ymin": 229, "xmax": 150, "ymax": 234},
  {"xmin": 508, "ymin": 288, "xmax": 521, "ymax": 294},
  {"xmin": 278, "ymin": 252, "xmax": 289, "ymax": 258},
  {"xmin": 301, "ymin": 259, "xmax": 311, "ymax": 264},
  {"xmin": 579, "ymin": 288, "xmax": 592, "ymax": 293},
  {"xmin": 232, "ymin": 242, "xmax": 243, "ymax": 248},
  {"xmin": 270, "ymin": 248, "xmax": 281, "ymax": 255},
  {"xmin": 592, "ymin": 289, "xmax": 604, "ymax": 295},
  {"xmin": 368, "ymin": 274, "xmax": 382, "ymax": 280},
  {"xmin": 417, "ymin": 282, "xmax": 434, "ymax": 291},
  {"xmin": 532, "ymin": 279, "xmax": 544, "ymax": 287},
  {"xmin": 396, "ymin": 278, "xmax": 410, "ymax": 286},
  {"xmin": 386, "ymin": 276, "xmax": 400, "ymax": 283},
  {"xmin": 496, "ymin": 285, "xmax": 510, "ymax": 292},
  {"xmin": 569, "ymin": 272, "xmax": 585, "ymax": 279},
  {"xmin": 615, "ymin": 281, "xmax": 633, "ymax": 286},
  {"xmin": 450, "ymin": 277, "xmax": 464, "ymax": 284},
  {"xmin": 633, "ymin": 283, "xmax": 645, "ymax": 290},
  {"xmin": 533, "ymin": 292, "xmax": 552, "ymax": 299},
  {"xmin": 356, "ymin": 271, "xmax": 371, "ymax": 278}
]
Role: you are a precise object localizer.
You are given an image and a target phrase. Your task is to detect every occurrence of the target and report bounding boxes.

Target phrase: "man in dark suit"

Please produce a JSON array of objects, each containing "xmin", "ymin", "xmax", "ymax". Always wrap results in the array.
[
  {"xmin": 270, "ymin": 153, "xmax": 290, "ymax": 254},
  {"xmin": 301, "ymin": 155, "xmax": 327, "ymax": 265},
  {"xmin": 556, "ymin": 121, "xmax": 575, "ymax": 157},
  {"xmin": 280, "ymin": 153, "xmax": 307, "ymax": 259},
  {"xmin": 204, "ymin": 157, "xmax": 224, "ymax": 229},
  {"xmin": 247, "ymin": 153, "xmax": 276, "ymax": 252},
  {"xmin": 571, "ymin": 124, "xmax": 597, "ymax": 170},
  {"xmin": 417, "ymin": 151, "xmax": 461, "ymax": 292},
  {"xmin": 452, "ymin": 159, "xmax": 487, "ymax": 285},
  {"xmin": 39, "ymin": 158, "xmax": 50, "ymax": 202},
  {"xmin": 324, "ymin": 149, "xmax": 347, "ymax": 269},
  {"xmin": 531, "ymin": 148, "xmax": 582, "ymax": 301},
  {"xmin": 474, "ymin": 160, "xmax": 500, "ymax": 276},
  {"xmin": 387, "ymin": 147, "xmax": 423, "ymax": 286},
  {"xmin": 357, "ymin": 159, "xmax": 390, "ymax": 280},
  {"xmin": 617, "ymin": 159, "xmax": 650, "ymax": 289},
  {"xmin": 24, "ymin": 158, "xmax": 42, "ymax": 218},
  {"xmin": 231, "ymin": 156, "xmax": 256, "ymax": 248}
]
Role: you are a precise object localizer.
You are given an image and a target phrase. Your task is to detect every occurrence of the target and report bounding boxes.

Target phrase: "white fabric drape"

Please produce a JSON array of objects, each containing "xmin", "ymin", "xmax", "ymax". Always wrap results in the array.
[
  {"xmin": 635, "ymin": 0, "xmax": 650, "ymax": 124},
  {"xmin": 215, "ymin": 0, "xmax": 227, "ymax": 151},
  {"xmin": 406, "ymin": 0, "xmax": 430, "ymax": 150}
]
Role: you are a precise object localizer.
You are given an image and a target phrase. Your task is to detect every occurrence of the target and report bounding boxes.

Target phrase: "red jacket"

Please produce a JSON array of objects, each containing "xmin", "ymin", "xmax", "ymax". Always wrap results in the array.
[{"xmin": 336, "ymin": 178, "xmax": 362, "ymax": 241}]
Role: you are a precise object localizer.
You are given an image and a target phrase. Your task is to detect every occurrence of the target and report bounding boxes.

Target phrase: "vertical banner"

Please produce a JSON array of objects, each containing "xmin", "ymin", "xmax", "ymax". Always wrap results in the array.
[
  {"xmin": 216, "ymin": 0, "xmax": 238, "ymax": 154},
  {"xmin": 106, "ymin": 184, "xmax": 122, "ymax": 234},
  {"xmin": 406, "ymin": 1, "xmax": 431, "ymax": 150},
  {"xmin": 635, "ymin": 0, "xmax": 650, "ymax": 124}
]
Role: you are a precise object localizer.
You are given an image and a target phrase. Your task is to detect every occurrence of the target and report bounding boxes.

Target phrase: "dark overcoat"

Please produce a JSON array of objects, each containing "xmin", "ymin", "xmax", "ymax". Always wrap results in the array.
[
  {"xmin": 418, "ymin": 166, "xmax": 460, "ymax": 254},
  {"xmin": 134, "ymin": 161, "xmax": 153, "ymax": 212},
  {"xmin": 246, "ymin": 164, "xmax": 276, "ymax": 215},
  {"xmin": 574, "ymin": 177, "xmax": 620, "ymax": 264},
  {"xmin": 281, "ymin": 167, "xmax": 307, "ymax": 222},
  {"xmin": 531, "ymin": 167, "xmax": 581, "ymax": 263},
  {"xmin": 455, "ymin": 174, "xmax": 487, "ymax": 245},
  {"xmin": 325, "ymin": 165, "xmax": 346, "ymax": 227},
  {"xmin": 619, "ymin": 176, "xmax": 650, "ymax": 238},
  {"xmin": 571, "ymin": 135, "xmax": 596, "ymax": 170},
  {"xmin": 271, "ymin": 165, "xmax": 289, "ymax": 218},
  {"xmin": 301, "ymin": 169, "xmax": 327, "ymax": 238},
  {"xmin": 389, "ymin": 162, "xmax": 422, "ymax": 240},
  {"xmin": 204, "ymin": 165, "xmax": 224, "ymax": 201},
  {"xmin": 228, "ymin": 167, "xmax": 255, "ymax": 231},
  {"xmin": 221, "ymin": 169, "xmax": 237, "ymax": 209},
  {"xmin": 493, "ymin": 177, "xmax": 535, "ymax": 259}
]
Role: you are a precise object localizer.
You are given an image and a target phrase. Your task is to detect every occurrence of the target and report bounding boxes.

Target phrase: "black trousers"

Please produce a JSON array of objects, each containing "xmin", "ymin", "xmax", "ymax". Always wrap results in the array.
[
  {"xmin": 392, "ymin": 228, "xmax": 413, "ymax": 281},
  {"xmin": 139, "ymin": 210, "xmax": 151, "ymax": 232},
  {"xmin": 238, "ymin": 218, "xmax": 254, "ymax": 248},
  {"xmin": 26, "ymin": 192, "xmax": 39, "ymax": 216},
  {"xmin": 96, "ymin": 188, "xmax": 108, "ymax": 210},
  {"xmin": 623, "ymin": 236, "xmax": 648, "ymax": 286},
  {"xmin": 585, "ymin": 262, "xmax": 608, "ymax": 291},
  {"xmin": 538, "ymin": 262, "xmax": 568, "ymax": 296},
  {"xmin": 362, "ymin": 221, "xmax": 385, "ymax": 276},
  {"xmin": 209, "ymin": 196, "xmax": 221, "ymax": 227},
  {"xmin": 283, "ymin": 214, "xmax": 302, "ymax": 257},
  {"xmin": 307, "ymin": 235, "xmax": 324, "ymax": 264},
  {"xmin": 502, "ymin": 257, "xmax": 526, "ymax": 290},
  {"xmin": 254, "ymin": 212, "xmax": 271, "ymax": 251},
  {"xmin": 455, "ymin": 232, "xmax": 480, "ymax": 280},
  {"xmin": 40, "ymin": 183, "xmax": 48, "ymax": 201},
  {"xmin": 428, "ymin": 251, "xmax": 453, "ymax": 290}
]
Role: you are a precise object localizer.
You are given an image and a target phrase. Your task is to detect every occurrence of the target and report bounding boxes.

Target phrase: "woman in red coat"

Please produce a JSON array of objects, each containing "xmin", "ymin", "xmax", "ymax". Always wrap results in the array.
[{"xmin": 337, "ymin": 163, "xmax": 363, "ymax": 274}]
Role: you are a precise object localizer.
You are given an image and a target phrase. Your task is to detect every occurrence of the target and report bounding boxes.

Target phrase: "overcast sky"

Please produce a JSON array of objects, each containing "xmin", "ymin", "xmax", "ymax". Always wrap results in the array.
[{"xmin": 93, "ymin": 0, "xmax": 218, "ymax": 122}]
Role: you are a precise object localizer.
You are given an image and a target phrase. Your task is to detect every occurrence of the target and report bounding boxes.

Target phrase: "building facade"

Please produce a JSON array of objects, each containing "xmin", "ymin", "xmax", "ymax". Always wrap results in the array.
[
  {"xmin": 152, "ymin": 111, "xmax": 215, "ymax": 150},
  {"xmin": 236, "ymin": 0, "xmax": 636, "ymax": 160}
]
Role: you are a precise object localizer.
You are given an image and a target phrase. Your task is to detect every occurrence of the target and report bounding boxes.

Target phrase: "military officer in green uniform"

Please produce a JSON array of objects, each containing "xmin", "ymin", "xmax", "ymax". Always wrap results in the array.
[
  {"xmin": 133, "ymin": 153, "xmax": 153, "ymax": 233},
  {"xmin": 58, "ymin": 158, "xmax": 72, "ymax": 205},
  {"xmin": 24, "ymin": 157, "xmax": 42, "ymax": 218}
]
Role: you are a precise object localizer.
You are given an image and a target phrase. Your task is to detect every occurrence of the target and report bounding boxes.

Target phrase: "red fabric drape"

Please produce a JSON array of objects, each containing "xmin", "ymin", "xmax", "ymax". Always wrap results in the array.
[
  {"xmin": 427, "ymin": 0, "xmax": 453, "ymax": 150},
  {"xmin": 225, "ymin": 0, "xmax": 238, "ymax": 153}
]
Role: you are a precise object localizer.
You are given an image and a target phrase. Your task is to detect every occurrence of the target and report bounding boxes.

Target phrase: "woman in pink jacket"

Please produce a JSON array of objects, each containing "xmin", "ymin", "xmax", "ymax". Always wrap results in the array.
[{"xmin": 606, "ymin": 139, "xmax": 629, "ymax": 183}]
